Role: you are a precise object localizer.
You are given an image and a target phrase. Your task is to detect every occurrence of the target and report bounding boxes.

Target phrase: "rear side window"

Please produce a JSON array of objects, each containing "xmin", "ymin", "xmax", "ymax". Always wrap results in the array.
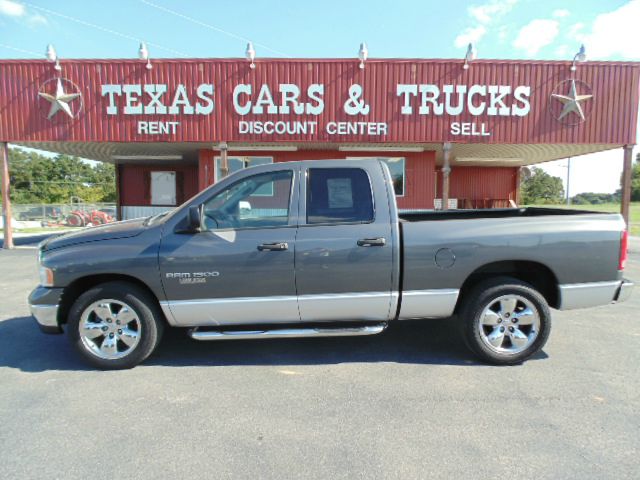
[{"xmin": 307, "ymin": 168, "xmax": 374, "ymax": 224}]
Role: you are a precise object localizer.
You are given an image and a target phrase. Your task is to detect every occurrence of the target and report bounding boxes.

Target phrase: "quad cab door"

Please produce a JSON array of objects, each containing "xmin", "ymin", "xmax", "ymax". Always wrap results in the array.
[
  {"xmin": 159, "ymin": 164, "xmax": 300, "ymax": 326},
  {"xmin": 295, "ymin": 162, "xmax": 397, "ymax": 322}
]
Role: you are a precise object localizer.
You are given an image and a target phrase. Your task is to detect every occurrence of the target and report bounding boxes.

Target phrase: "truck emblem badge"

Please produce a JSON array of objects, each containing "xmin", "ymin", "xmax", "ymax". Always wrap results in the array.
[
  {"xmin": 549, "ymin": 79, "xmax": 593, "ymax": 125},
  {"xmin": 38, "ymin": 78, "xmax": 83, "ymax": 120}
]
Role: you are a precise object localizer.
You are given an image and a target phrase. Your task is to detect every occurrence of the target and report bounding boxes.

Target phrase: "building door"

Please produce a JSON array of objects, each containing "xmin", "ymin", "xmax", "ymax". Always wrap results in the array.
[{"xmin": 159, "ymin": 166, "xmax": 300, "ymax": 326}]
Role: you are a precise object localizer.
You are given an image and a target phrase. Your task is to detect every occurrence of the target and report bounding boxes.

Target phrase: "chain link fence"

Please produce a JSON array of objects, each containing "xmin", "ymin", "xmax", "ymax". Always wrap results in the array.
[{"xmin": 1, "ymin": 203, "xmax": 117, "ymax": 229}]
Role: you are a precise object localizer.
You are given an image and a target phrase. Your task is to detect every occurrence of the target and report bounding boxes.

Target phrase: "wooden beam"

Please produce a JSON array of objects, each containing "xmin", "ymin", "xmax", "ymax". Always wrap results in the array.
[
  {"xmin": 1, "ymin": 142, "xmax": 14, "ymax": 249},
  {"xmin": 621, "ymin": 144, "xmax": 633, "ymax": 227},
  {"xmin": 442, "ymin": 142, "xmax": 452, "ymax": 211}
]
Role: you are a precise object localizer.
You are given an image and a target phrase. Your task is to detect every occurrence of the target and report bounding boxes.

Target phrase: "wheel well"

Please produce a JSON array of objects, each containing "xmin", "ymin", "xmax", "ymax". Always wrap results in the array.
[
  {"xmin": 57, "ymin": 274, "xmax": 164, "ymax": 326},
  {"xmin": 455, "ymin": 261, "xmax": 560, "ymax": 311}
]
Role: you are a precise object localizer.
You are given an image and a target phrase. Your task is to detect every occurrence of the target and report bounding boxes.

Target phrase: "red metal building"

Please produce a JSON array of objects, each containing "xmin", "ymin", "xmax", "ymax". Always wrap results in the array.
[{"xmin": 0, "ymin": 57, "xmax": 638, "ymax": 221}]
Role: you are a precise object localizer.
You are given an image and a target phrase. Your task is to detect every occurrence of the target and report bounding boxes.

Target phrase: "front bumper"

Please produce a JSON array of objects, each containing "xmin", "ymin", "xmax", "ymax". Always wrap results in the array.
[
  {"xmin": 29, "ymin": 304, "xmax": 61, "ymax": 334},
  {"xmin": 28, "ymin": 286, "xmax": 64, "ymax": 334},
  {"xmin": 614, "ymin": 279, "xmax": 634, "ymax": 304}
]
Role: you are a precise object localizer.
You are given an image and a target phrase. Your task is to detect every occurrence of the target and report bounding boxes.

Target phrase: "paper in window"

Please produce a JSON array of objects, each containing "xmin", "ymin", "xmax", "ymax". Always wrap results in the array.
[{"xmin": 327, "ymin": 178, "xmax": 353, "ymax": 208}]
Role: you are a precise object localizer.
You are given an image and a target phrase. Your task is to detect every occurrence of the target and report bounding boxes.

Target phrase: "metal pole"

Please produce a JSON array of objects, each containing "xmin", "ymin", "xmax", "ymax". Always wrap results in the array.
[
  {"xmin": 621, "ymin": 145, "xmax": 633, "ymax": 227},
  {"xmin": 1, "ymin": 142, "xmax": 14, "ymax": 249},
  {"xmin": 566, "ymin": 157, "xmax": 571, "ymax": 205},
  {"xmin": 442, "ymin": 142, "xmax": 451, "ymax": 211},
  {"xmin": 219, "ymin": 142, "xmax": 229, "ymax": 180}
]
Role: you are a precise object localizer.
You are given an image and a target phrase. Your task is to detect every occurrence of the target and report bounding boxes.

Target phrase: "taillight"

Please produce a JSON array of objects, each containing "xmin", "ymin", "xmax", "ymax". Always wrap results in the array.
[{"xmin": 619, "ymin": 230, "xmax": 629, "ymax": 271}]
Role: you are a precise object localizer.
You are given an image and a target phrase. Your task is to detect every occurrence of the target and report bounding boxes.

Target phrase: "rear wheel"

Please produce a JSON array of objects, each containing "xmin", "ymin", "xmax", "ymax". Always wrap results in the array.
[
  {"xmin": 67, "ymin": 282, "xmax": 164, "ymax": 369},
  {"xmin": 460, "ymin": 277, "xmax": 551, "ymax": 365}
]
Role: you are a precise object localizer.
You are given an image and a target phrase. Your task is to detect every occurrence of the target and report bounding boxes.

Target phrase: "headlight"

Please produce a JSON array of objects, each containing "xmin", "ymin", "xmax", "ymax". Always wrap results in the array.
[{"xmin": 39, "ymin": 266, "xmax": 54, "ymax": 287}]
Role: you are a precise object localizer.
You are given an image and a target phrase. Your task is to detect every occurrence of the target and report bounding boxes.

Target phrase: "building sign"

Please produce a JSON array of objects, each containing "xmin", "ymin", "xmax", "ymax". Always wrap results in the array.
[
  {"xmin": 0, "ymin": 59, "xmax": 637, "ymax": 145},
  {"xmin": 95, "ymin": 80, "xmax": 531, "ymax": 139}
]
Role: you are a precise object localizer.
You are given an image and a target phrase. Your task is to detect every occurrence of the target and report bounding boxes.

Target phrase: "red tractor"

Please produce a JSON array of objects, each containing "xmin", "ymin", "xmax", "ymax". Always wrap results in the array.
[{"xmin": 66, "ymin": 209, "xmax": 114, "ymax": 227}]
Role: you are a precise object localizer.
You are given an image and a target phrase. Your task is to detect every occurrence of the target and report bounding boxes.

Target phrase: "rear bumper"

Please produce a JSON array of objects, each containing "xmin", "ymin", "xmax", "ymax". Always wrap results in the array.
[
  {"xmin": 614, "ymin": 279, "xmax": 634, "ymax": 304},
  {"xmin": 559, "ymin": 279, "xmax": 633, "ymax": 310}
]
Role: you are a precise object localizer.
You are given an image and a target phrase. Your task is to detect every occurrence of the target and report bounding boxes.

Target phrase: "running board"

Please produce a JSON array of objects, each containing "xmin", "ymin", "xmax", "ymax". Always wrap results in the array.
[{"xmin": 188, "ymin": 323, "xmax": 387, "ymax": 341}]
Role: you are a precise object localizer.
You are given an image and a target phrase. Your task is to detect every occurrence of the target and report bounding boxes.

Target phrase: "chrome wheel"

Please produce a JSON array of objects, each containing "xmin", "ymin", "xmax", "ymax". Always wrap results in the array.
[
  {"xmin": 79, "ymin": 299, "xmax": 141, "ymax": 360},
  {"xmin": 477, "ymin": 294, "xmax": 540, "ymax": 355}
]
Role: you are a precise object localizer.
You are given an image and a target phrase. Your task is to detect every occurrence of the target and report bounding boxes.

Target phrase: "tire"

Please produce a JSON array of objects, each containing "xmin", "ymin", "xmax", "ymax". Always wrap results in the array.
[
  {"xmin": 67, "ymin": 281, "xmax": 165, "ymax": 369},
  {"xmin": 459, "ymin": 277, "xmax": 551, "ymax": 365},
  {"xmin": 67, "ymin": 213, "xmax": 84, "ymax": 227}
]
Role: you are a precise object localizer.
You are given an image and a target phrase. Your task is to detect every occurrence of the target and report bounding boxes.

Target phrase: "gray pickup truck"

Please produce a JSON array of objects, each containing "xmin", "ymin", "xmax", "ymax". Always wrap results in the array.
[{"xmin": 29, "ymin": 159, "xmax": 633, "ymax": 369}]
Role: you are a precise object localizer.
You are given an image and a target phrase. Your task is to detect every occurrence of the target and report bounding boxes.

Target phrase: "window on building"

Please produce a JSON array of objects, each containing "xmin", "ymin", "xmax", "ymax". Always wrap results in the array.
[
  {"xmin": 202, "ymin": 170, "xmax": 293, "ymax": 230},
  {"xmin": 214, "ymin": 156, "xmax": 273, "ymax": 195},
  {"xmin": 150, "ymin": 171, "xmax": 176, "ymax": 205},
  {"xmin": 348, "ymin": 157, "xmax": 405, "ymax": 196},
  {"xmin": 307, "ymin": 168, "xmax": 374, "ymax": 224}
]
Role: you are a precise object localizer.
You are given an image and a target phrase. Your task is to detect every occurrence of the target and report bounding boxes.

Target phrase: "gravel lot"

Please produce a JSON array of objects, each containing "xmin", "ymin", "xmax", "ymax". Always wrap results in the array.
[{"xmin": 0, "ymin": 241, "xmax": 638, "ymax": 480}]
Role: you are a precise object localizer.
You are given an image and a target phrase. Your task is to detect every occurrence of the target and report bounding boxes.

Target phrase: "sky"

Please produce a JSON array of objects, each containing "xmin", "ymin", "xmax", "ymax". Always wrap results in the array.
[{"xmin": 1, "ymin": 0, "xmax": 639, "ymax": 195}]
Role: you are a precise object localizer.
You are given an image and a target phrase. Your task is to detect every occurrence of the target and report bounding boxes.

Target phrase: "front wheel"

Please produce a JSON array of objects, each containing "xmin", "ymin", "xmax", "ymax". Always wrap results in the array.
[
  {"xmin": 459, "ymin": 277, "xmax": 551, "ymax": 365},
  {"xmin": 67, "ymin": 282, "xmax": 165, "ymax": 369}
]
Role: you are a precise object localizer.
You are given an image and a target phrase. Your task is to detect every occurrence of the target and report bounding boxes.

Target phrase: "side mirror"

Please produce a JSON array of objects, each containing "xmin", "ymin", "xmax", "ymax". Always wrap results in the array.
[{"xmin": 187, "ymin": 205, "xmax": 202, "ymax": 232}]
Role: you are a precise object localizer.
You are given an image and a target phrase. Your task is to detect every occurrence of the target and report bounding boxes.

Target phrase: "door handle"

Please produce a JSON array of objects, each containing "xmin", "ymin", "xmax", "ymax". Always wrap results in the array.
[
  {"xmin": 257, "ymin": 242, "xmax": 288, "ymax": 251},
  {"xmin": 357, "ymin": 237, "xmax": 386, "ymax": 247}
]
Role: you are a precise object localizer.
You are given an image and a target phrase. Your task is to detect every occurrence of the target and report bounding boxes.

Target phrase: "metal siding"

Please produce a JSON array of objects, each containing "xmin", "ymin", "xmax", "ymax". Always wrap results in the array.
[
  {"xmin": 0, "ymin": 59, "xmax": 638, "ymax": 145},
  {"xmin": 437, "ymin": 166, "xmax": 518, "ymax": 202}
]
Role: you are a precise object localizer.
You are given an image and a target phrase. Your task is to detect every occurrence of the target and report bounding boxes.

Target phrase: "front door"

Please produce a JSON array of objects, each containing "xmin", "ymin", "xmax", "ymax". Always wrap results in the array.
[
  {"xmin": 295, "ymin": 165, "xmax": 395, "ymax": 322},
  {"xmin": 159, "ymin": 167, "xmax": 299, "ymax": 326}
]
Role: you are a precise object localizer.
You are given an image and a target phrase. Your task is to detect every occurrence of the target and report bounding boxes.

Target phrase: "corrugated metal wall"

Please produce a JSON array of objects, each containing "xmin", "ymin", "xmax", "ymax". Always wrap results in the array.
[
  {"xmin": 1, "ymin": 59, "xmax": 638, "ymax": 145},
  {"xmin": 436, "ymin": 166, "xmax": 518, "ymax": 207},
  {"xmin": 198, "ymin": 149, "xmax": 437, "ymax": 210}
]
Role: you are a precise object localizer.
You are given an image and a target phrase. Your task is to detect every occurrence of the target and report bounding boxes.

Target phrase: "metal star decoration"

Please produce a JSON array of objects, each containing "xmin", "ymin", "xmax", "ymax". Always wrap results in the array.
[
  {"xmin": 551, "ymin": 79, "xmax": 593, "ymax": 121},
  {"xmin": 38, "ymin": 79, "xmax": 81, "ymax": 119}
]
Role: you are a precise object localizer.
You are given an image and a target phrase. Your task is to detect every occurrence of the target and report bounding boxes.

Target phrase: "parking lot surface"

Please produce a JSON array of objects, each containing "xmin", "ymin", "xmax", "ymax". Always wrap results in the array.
[{"xmin": 1, "ymin": 243, "xmax": 638, "ymax": 479}]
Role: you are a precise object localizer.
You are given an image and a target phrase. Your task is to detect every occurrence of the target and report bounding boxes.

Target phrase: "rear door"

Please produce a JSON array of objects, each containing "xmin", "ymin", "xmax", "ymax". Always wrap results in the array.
[{"xmin": 295, "ymin": 162, "xmax": 396, "ymax": 322}]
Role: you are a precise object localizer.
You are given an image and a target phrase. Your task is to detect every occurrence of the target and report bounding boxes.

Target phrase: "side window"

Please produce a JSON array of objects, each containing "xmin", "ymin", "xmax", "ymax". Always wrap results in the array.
[
  {"xmin": 307, "ymin": 168, "xmax": 374, "ymax": 224},
  {"xmin": 202, "ymin": 170, "xmax": 293, "ymax": 230}
]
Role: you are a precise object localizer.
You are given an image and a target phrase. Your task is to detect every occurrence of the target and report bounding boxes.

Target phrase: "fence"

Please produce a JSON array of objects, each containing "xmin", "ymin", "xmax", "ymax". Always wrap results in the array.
[{"xmin": 0, "ymin": 203, "xmax": 117, "ymax": 228}]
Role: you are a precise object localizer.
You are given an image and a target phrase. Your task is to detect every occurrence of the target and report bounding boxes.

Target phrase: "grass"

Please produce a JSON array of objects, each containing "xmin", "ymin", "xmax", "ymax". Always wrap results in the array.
[
  {"xmin": 525, "ymin": 202, "xmax": 640, "ymax": 236},
  {"xmin": 0, "ymin": 227, "xmax": 72, "ymax": 234}
]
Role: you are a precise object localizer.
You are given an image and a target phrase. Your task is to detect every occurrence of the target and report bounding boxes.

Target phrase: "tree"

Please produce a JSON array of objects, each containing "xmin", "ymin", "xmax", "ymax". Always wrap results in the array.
[
  {"xmin": 520, "ymin": 167, "xmax": 564, "ymax": 205},
  {"xmin": 6, "ymin": 147, "xmax": 115, "ymax": 204},
  {"xmin": 631, "ymin": 155, "xmax": 640, "ymax": 201}
]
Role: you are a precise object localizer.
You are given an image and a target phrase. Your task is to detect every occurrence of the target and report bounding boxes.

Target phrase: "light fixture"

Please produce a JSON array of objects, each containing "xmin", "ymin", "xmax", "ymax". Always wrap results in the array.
[
  {"xmin": 138, "ymin": 42, "xmax": 152, "ymax": 70},
  {"xmin": 339, "ymin": 146, "xmax": 424, "ymax": 152},
  {"xmin": 46, "ymin": 44, "xmax": 61, "ymax": 71},
  {"xmin": 226, "ymin": 145, "xmax": 298, "ymax": 152},
  {"xmin": 246, "ymin": 42, "xmax": 256, "ymax": 69},
  {"xmin": 463, "ymin": 43, "xmax": 476, "ymax": 70},
  {"xmin": 111, "ymin": 155, "xmax": 183, "ymax": 160},
  {"xmin": 570, "ymin": 44, "xmax": 586, "ymax": 72},
  {"xmin": 358, "ymin": 42, "xmax": 368, "ymax": 69}
]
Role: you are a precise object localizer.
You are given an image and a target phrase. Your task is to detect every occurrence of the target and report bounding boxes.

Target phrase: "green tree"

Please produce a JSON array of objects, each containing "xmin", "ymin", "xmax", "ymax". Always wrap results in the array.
[
  {"xmin": 520, "ymin": 167, "xmax": 565, "ymax": 204},
  {"xmin": 631, "ymin": 155, "xmax": 640, "ymax": 201},
  {"xmin": 6, "ymin": 148, "xmax": 115, "ymax": 204}
]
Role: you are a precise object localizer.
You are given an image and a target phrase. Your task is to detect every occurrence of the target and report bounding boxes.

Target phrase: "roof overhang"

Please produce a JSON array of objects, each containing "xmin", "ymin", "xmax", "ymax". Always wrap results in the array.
[{"xmin": 13, "ymin": 141, "xmax": 626, "ymax": 167}]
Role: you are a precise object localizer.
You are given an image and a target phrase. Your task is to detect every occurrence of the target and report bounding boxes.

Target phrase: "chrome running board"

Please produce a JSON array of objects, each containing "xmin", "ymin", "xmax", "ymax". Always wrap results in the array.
[{"xmin": 188, "ymin": 323, "xmax": 387, "ymax": 341}]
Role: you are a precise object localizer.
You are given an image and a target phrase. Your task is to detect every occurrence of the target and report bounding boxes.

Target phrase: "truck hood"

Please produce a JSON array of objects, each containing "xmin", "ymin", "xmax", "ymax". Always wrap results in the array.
[{"xmin": 41, "ymin": 218, "xmax": 149, "ymax": 251}]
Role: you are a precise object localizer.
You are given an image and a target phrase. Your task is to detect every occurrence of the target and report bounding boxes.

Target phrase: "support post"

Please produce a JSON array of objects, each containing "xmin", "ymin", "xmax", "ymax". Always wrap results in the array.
[
  {"xmin": 442, "ymin": 142, "xmax": 452, "ymax": 211},
  {"xmin": 219, "ymin": 142, "xmax": 229, "ymax": 180},
  {"xmin": 621, "ymin": 145, "xmax": 633, "ymax": 228},
  {"xmin": 114, "ymin": 163, "xmax": 122, "ymax": 221},
  {"xmin": 1, "ymin": 142, "xmax": 14, "ymax": 249}
]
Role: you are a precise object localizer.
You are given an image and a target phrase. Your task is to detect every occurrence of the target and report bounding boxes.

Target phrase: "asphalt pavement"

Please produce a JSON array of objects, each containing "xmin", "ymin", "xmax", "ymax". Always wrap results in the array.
[{"xmin": 0, "ymin": 244, "xmax": 638, "ymax": 479}]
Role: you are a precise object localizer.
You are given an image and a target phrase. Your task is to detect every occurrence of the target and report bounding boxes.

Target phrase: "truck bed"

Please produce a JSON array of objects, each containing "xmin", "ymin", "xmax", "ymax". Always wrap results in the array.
[{"xmin": 399, "ymin": 207, "xmax": 611, "ymax": 222}]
